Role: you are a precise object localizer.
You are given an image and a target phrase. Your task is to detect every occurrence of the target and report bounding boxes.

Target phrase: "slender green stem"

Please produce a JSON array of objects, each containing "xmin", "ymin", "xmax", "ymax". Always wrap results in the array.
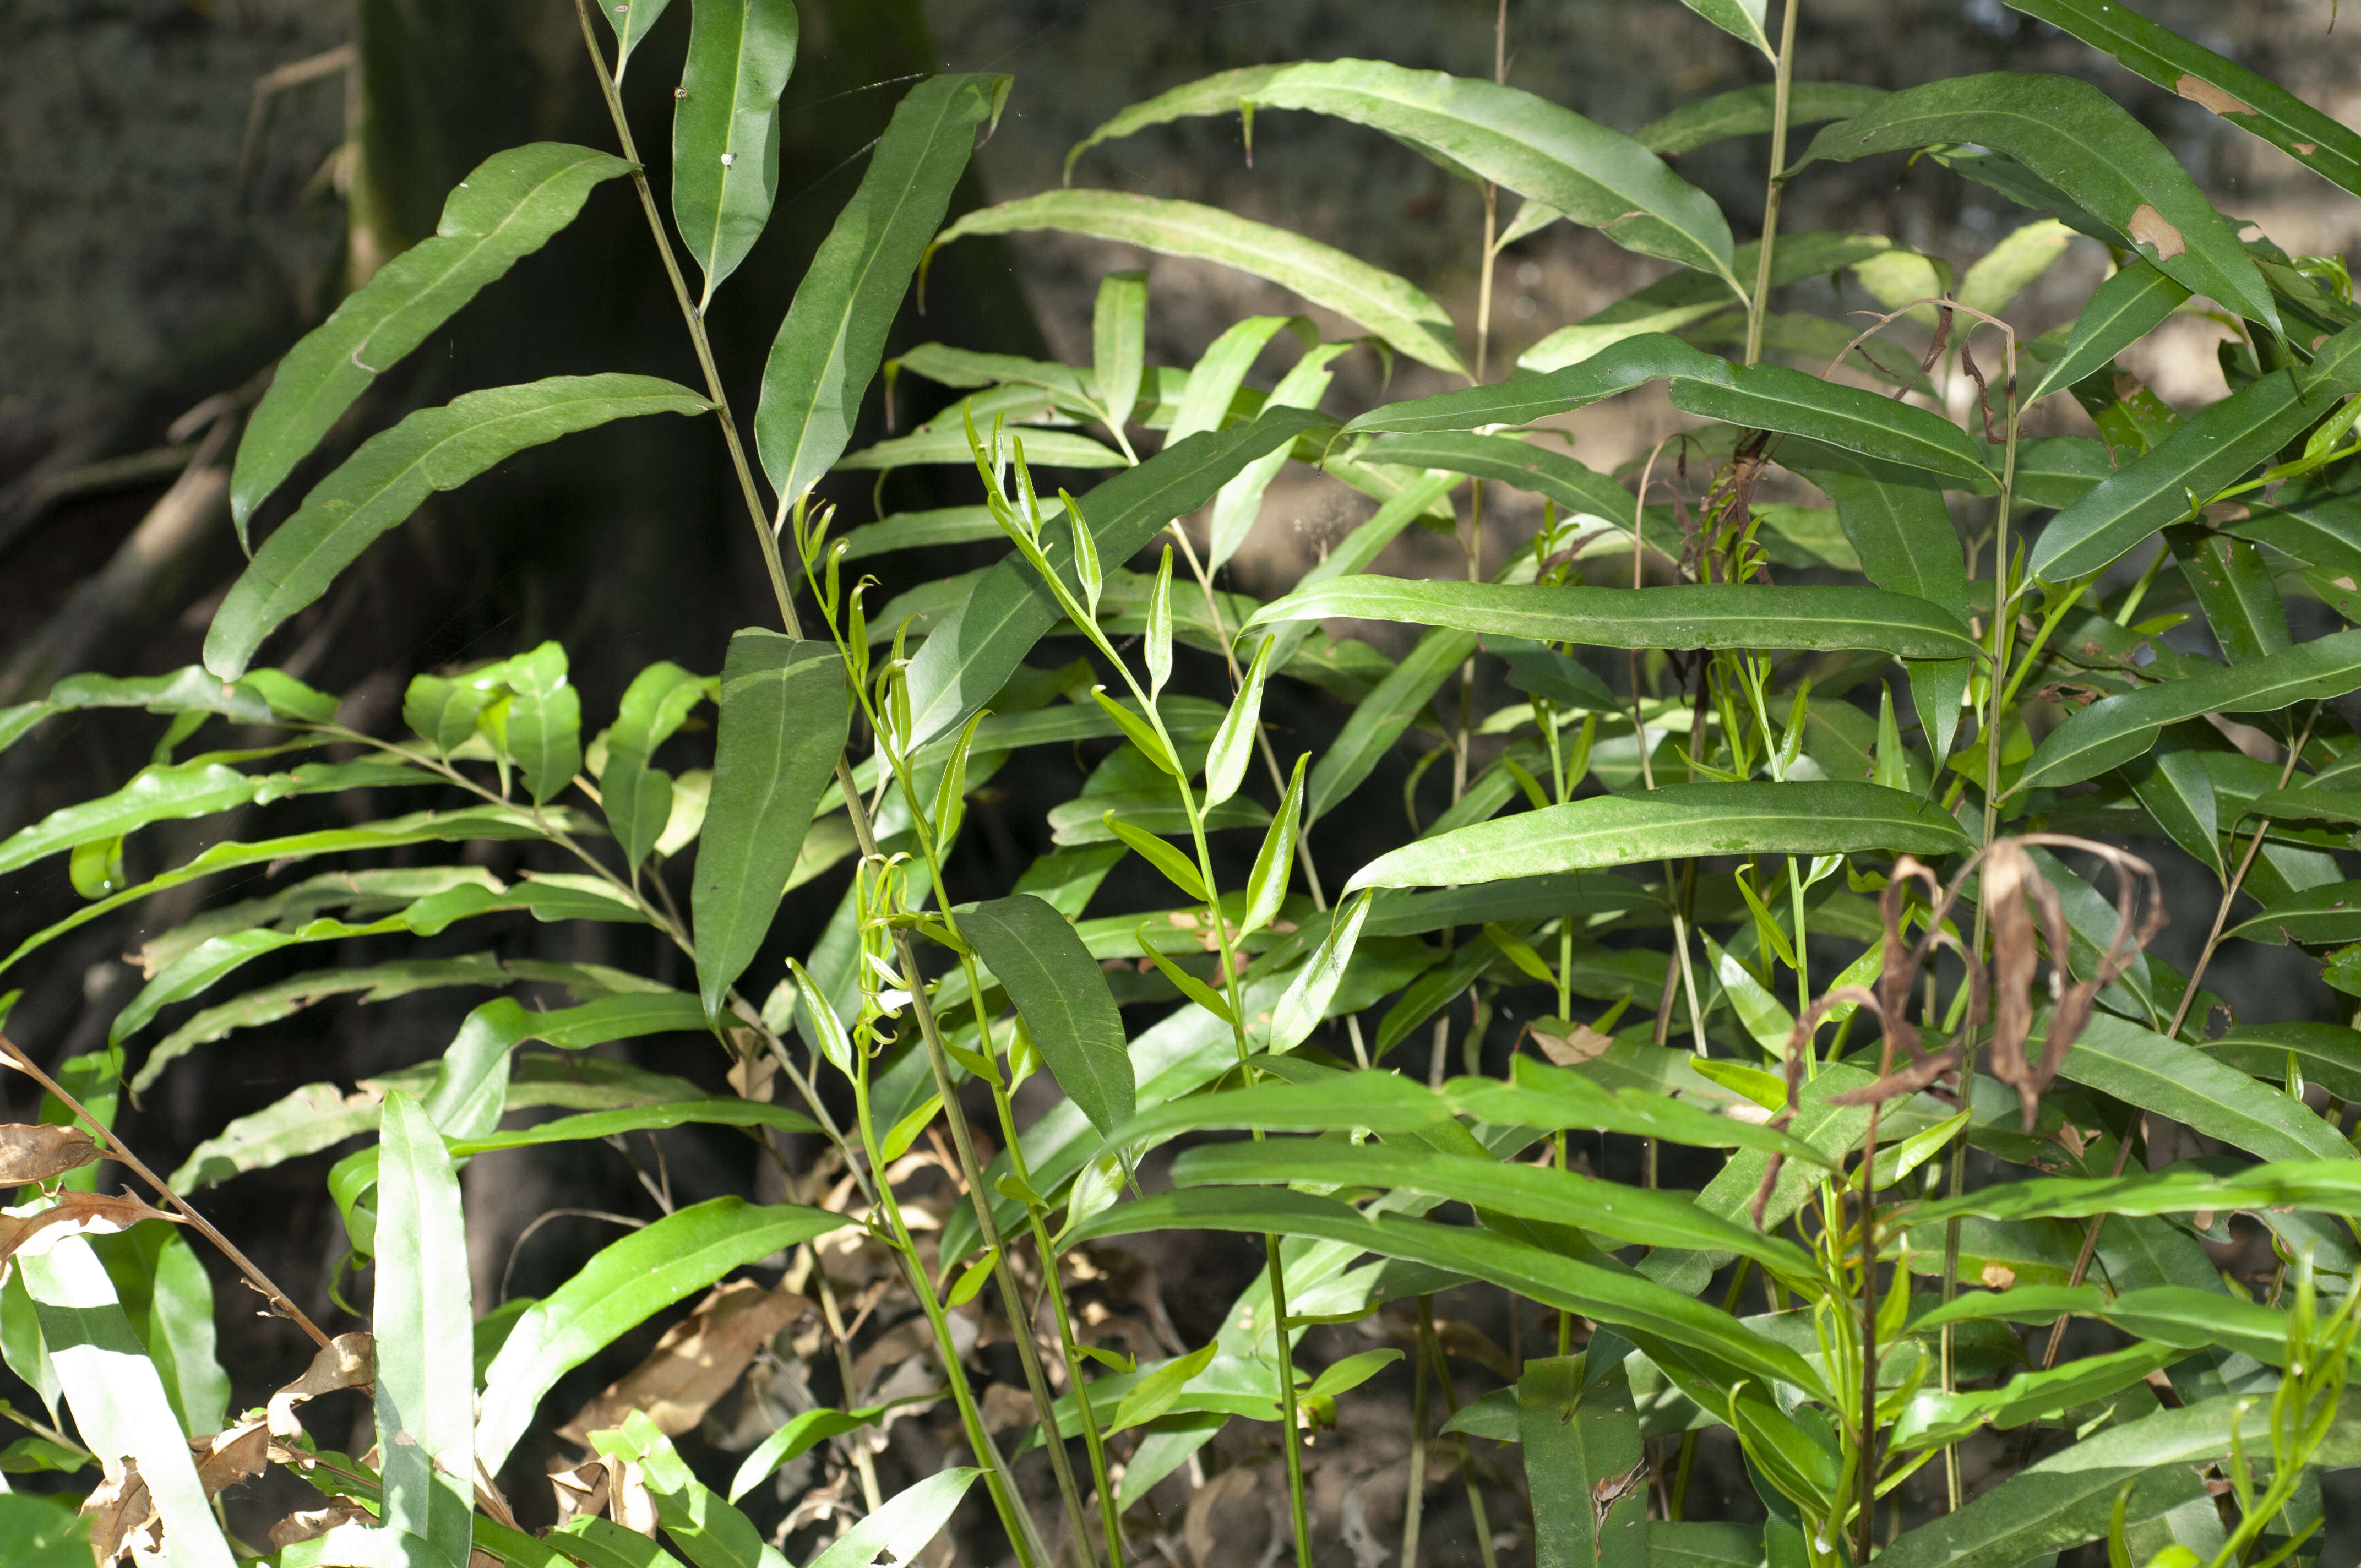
[{"xmin": 1743, "ymin": 0, "xmax": 1803, "ymax": 367}]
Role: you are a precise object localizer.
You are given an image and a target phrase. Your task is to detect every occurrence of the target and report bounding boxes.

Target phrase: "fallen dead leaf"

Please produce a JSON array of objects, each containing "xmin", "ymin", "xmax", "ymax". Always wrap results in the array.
[
  {"xmin": 549, "ymin": 1458, "xmax": 610, "ymax": 1525},
  {"xmin": 0, "ymin": 1191, "xmax": 179, "ymax": 1283},
  {"xmin": 83, "ymin": 1459, "xmax": 159, "ymax": 1566},
  {"xmin": 0, "ymin": 1124, "xmax": 101, "ymax": 1185},
  {"xmin": 269, "ymin": 1332, "xmax": 375, "ymax": 1439},
  {"xmin": 610, "ymin": 1457, "xmax": 660, "ymax": 1536},
  {"xmin": 267, "ymin": 1504, "xmax": 373, "ymax": 1550},
  {"xmin": 1531, "ymin": 1021, "xmax": 1613, "ymax": 1066},
  {"xmin": 980, "ymin": 1380, "xmax": 1037, "ymax": 1434},
  {"xmin": 557, "ymin": 1280, "xmax": 809, "ymax": 1445},
  {"xmin": 192, "ymin": 1420, "xmax": 269, "ymax": 1500},
  {"xmin": 2174, "ymin": 73, "xmax": 2254, "ymax": 115},
  {"xmin": 2128, "ymin": 203, "xmax": 2185, "ymax": 260}
]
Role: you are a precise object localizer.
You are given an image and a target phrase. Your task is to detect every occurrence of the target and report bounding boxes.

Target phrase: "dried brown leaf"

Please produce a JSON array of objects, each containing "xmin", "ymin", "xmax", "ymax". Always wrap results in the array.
[
  {"xmin": 268, "ymin": 1331, "xmax": 374, "ymax": 1439},
  {"xmin": 267, "ymin": 1504, "xmax": 373, "ymax": 1550},
  {"xmin": 610, "ymin": 1457, "xmax": 660, "ymax": 1536},
  {"xmin": 556, "ymin": 1280, "xmax": 808, "ymax": 1445},
  {"xmin": 83, "ymin": 1458, "xmax": 157, "ymax": 1565},
  {"xmin": 192, "ymin": 1420, "xmax": 269, "ymax": 1500},
  {"xmin": 550, "ymin": 1457, "xmax": 610, "ymax": 1526},
  {"xmin": 0, "ymin": 1124, "xmax": 101, "ymax": 1185},
  {"xmin": 0, "ymin": 1191, "xmax": 178, "ymax": 1284},
  {"xmin": 1531, "ymin": 1021, "xmax": 1614, "ymax": 1066}
]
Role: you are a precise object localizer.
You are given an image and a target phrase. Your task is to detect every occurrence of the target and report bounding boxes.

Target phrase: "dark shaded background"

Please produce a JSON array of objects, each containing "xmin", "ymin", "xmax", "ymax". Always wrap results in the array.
[{"xmin": 6, "ymin": 1, "xmax": 2361, "ymax": 1561}]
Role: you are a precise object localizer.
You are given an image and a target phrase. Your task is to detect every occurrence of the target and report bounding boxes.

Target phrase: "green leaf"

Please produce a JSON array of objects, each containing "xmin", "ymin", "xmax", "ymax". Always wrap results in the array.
[
  {"xmin": 1168, "ymin": 315, "xmax": 1310, "ymax": 444},
  {"xmin": 1091, "ymin": 270, "xmax": 1150, "ymax": 431},
  {"xmin": 2018, "ymin": 627, "xmax": 2361, "ymax": 790},
  {"xmin": 1243, "ymin": 752, "xmax": 1308, "ymax": 936},
  {"xmin": 838, "ymin": 425, "xmax": 1123, "ymax": 471},
  {"xmin": 1204, "ymin": 636, "xmax": 1277, "ymax": 808},
  {"xmin": 754, "ymin": 72, "xmax": 1007, "ymax": 508},
  {"xmin": 592, "ymin": 1412, "xmax": 777, "ymax": 1568},
  {"xmin": 448, "ymin": 1098, "xmax": 817, "ymax": 1156},
  {"xmin": 727, "ymin": 1406, "xmax": 889, "ymax": 1503},
  {"xmin": 17, "ymin": 1237, "xmax": 233, "ymax": 1568},
  {"xmin": 1069, "ymin": 1186, "xmax": 1830, "ymax": 1400},
  {"xmin": 208, "ymin": 375, "xmax": 707, "ymax": 679},
  {"xmin": 556, "ymin": 1517, "xmax": 692, "ymax": 1568},
  {"xmin": 2026, "ymin": 260, "xmax": 2191, "ymax": 404},
  {"xmin": 692, "ymin": 631, "xmax": 848, "ymax": 1015},
  {"xmin": 598, "ymin": 0, "xmax": 673, "ymax": 79},
  {"xmin": 671, "ymin": 0, "xmax": 798, "ymax": 307},
  {"xmin": 1207, "ymin": 342, "xmax": 1352, "ymax": 569},
  {"xmin": 1960, "ymin": 217, "xmax": 2078, "ymax": 316},
  {"xmin": 1522, "ymin": 1353, "xmax": 1646, "ymax": 1568},
  {"xmin": 1269, "ymin": 889, "xmax": 1372, "ymax": 1051},
  {"xmin": 425, "ymin": 994, "xmax": 713, "ymax": 1146},
  {"xmin": 1249, "ymin": 580, "xmax": 1979, "ymax": 661},
  {"xmin": 1799, "ymin": 72, "xmax": 2280, "ymax": 334},
  {"xmin": 959, "ymin": 894, "xmax": 1134, "ymax": 1136},
  {"xmin": 1308, "ymin": 627, "xmax": 1475, "ymax": 823},
  {"xmin": 1352, "ymin": 432, "xmax": 1635, "ymax": 520},
  {"xmin": 502, "ymin": 641, "xmax": 584, "ymax": 804},
  {"xmin": 48, "ymin": 664, "xmax": 336, "ymax": 725},
  {"xmin": 1890, "ymin": 1341, "xmax": 2185, "ymax": 1451},
  {"xmin": 1109, "ymin": 1343, "xmax": 1218, "ymax": 1435},
  {"xmin": 836, "ymin": 504, "xmax": 1014, "ymax": 560},
  {"xmin": 806, "ymin": 1468, "xmax": 982, "ymax": 1568},
  {"xmin": 1673, "ymin": 0, "xmax": 1771, "ymax": 54},
  {"xmin": 2197, "ymin": 1021, "xmax": 2361, "ymax": 1100},
  {"xmin": 1345, "ymin": 781, "xmax": 1969, "ymax": 892},
  {"xmin": 602, "ymin": 661, "xmax": 711, "ymax": 868},
  {"xmin": 901, "ymin": 409, "xmax": 1332, "ymax": 748},
  {"xmin": 1172, "ymin": 1139, "xmax": 1815, "ymax": 1281},
  {"xmin": 934, "ymin": 190, "xmax": 1466, "ymax": 375},
  {"xmin": 2002, "ymin": 0, "xmax": 2361, "ymax": 203},
  {"xmin": 374, "ymin": 1093, "xmax": 475, "ymax": 1567},
  {"xmin": 2229, "ymin": 878, "xmax": 2361, "ymax": 946},
  {"xmin": 2120, "ymin": 732, "xmax": 2223, "ymax": 880},
  {"xmin": 476, "ymin": 1197, "xmax": 853, "ymax": 1471},
  {"xmin": 2056, "ymin": 1011, "xmax": 2352, "ymax": 1162},
  {"xmin": 89, "ymin": 1227, "xmax": 228, "ymax": 1436},
  {"xmin": 2031, "ymin": 362, "xmax": 2360, "ymax": 583},
  {"xmin": 231, "ymin": 144, "xmax": 634, "ymax": 531},
  {"xmin": 1636, "ymin": 82, "xmax": 1890, "ymax": 154}
]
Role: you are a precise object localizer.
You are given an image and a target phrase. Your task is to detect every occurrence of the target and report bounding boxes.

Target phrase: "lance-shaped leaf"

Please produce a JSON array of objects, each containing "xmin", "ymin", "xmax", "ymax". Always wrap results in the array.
[
  {"xmin": 1523, "ymin": 1353, "xmax": 1647, "ymax": 1568},
  {"xmin": 1245, "ymin": 580, "xmax": 1979, "ymax": 661},
  {"xmin": 1636, "ymin": 81, "xmax": 1890, "ymax": 155},
  {"xmin": 449, "ymin": 1099, "xmax": 816, "ymax": 1158},
  {"xmin": 1350, "ymin": 331, "xmax": 1729, "ymax": 433},
  {"xmin": 672, "ymin": 0, "xmax": 798, "ymax": 307},
  {"xmin": 934, "ymin": 190, "xmax": 1465, "ymax": 375},
  {"xmin": 2017, "ymin": 627, "xmax": 2361, "ymax": 791},
  {"xmin": 17, "ymin": 1237, "xmax": 233, "ymax": 1568},
  {"xmin": 1167, "ymin": 314, "xmax": 1312, "ymax": 445},
  {"xmin": 1345, "ymin": 781, "xmax": 1969, "ymax": 892},
  {"xmin": 2031, "ymin": 351, "xmax": 2361, "ymax": 581},
  {"xmin": 603, "ymin": 661, "xmax": 711, "ymax": 869},
  {"xmin": 373, "ymin": 1093, "xmax": 475, "ymax": 1567},
  {"xmin": 90, "ymin": 1227, "xmax": 229, "ymax": 1436},
  {"xmin": 231, "ymin": 144, "xmax": 635, "ymax": 530},
  {"xmin": 2056, "ymin": 1011, "xmax": 2352, "ymax": 1163},
  {"xmin": 476, "ymin": 1197, "xmax": 853, "ymax": 1471},
  {"xmin": 1798, "ymin": 72, "xmax": 2280, "ymax": 334},
  {"xmin": 2228, "ymin": 879, "xmax": 2361, "ymax": 947},
  {"xmin": 600, "ymin": 0, "xmax": 674, "ymax": 80},
  {"xmin": 208, "ymin": 375, "xmax": 706, "ymax": 679},
  {"xmin": 1353, "ymin": 432, "xmax": 1635, "ymax": 520},
  {"xmin": 692, "ymin": 631, "xmax": 848, "ymax": 1015},
  {"xmin": 1063, "ymin": 61, "xmax": 1738, "ymax": 292},
  {"xmin": 902, "ymin": 408, "xmax": 1331, "ymax": 748},
  {"xmin": 1308, "ymin": 628, "xmax": 1476, "ymax": 823},
  {"xmin": 1207, "ymin": 341, "xmax": 1352, "ymax": 569},
  {"xmin": 806, "ymin": 1468, "xmax": 981, "ymax": 1568},
  {"xmin": 1068, "ymin": 1186, "xmax": 1831, "ymax": 1401},
  {"xmin": 959, "ymin": 895, "xmax": 1134, "ymax": 1136},
  {"xmin": 755, "ymin": 72, "xmax": 1008, "ymax": 508},
  {"xmin": 2025, "ymin": 259, "xmax": 2190, "ymax": 404},
  {"xmin": 2168, "ymin": 523, "xmax": 2289, "ymax": 663},
  {"xmin": 2004, "ymin": 0, "xmax": 2361, "ymax": 203},
  {"xmin": 1673, "ymin": 0, "xmax": 1771, "ymax": 55},
  {"xmin": 1801, "ymin": 470, "xmax": 1968, "ymax": 618}
]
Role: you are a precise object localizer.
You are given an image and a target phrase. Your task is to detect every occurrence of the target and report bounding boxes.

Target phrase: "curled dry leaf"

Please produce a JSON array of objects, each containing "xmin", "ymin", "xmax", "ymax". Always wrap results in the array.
[
  {"xmin": 1530, "ymin": 1019, "xmax": 1614, "ymax": 1065},
  {"xmin": 0, "ymin": 1123, "xmax": 101, "ymax": 1184},
  {"xmin": 268, "ymin": 1504, "xmax": 374, "ymax": 1550},
  {"xmin": 83, "ymin": 1457, "xmax": 160, "ymax": 1566},
  {"xmin": 548, "ymin": 1457, "xmax": 610, "ymax": 1525},
  {"xmin": 268, "ymin": 1331, "xmax": 375, "ymax": 1439},
  {"xmin": 556, "ymin": 1279, "xmax": 810, "ymax": 1445},
  {"xmin": 192, "ymin": 1420, "xmax": 270, "ymax": 1500},
  {"xmin": 610, "ymin": 1456, "xmax": 660, "ymax": 1536},
  {"xmin": 0, "ymin": 1190, "xmax": 179, "ymax": 1284}
]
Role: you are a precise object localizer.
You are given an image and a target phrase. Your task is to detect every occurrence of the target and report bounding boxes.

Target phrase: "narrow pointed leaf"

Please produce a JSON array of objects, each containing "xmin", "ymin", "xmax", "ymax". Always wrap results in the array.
[
  {"xmin": 374, "ymin": 1093, "xmax": 475, "ymax": 1566},
  {"xmin": 1269, "ymin": 890, "xmax": 1372, "ymax": 1051},
  {"xmin": 692, "ymin": 631, "xmax": 849, "ymax": 1015},
  {"xmin": 231, "ymin": 145, "xmax": 635, "ymax": 530},
  {"xmin": 1523, "ymin": 1353, "xmax": 1646, "ymax": 1568},
  {"xmin": 1204, "ymin": 636, "xmax": 1276, "ymax": 808},
  {"xmin": 1248, "ymin": 580, "xmax": 1980, "ymax": 660},
  {"xmin": 1207, "ymin": 342, "xmax": 1351, "ymax": 569},
  {"xmin": 807, "ymin": 1468, "xmax": 981, "ymax": 1568},
  {"xmin": 1348, "ymin": 332, "xmax": 1728, "ymax": 433},
  {"xmin": 476, "ymin": 1197, "xmax": 853, "ymax": 1471},
  {"xmin": 1673, "ymin": 0, "xmax": 1771, "ymax": 55},
  {"xmin": 1168, "ymin": 315, "xmax": 1307, "ymax": 445},
  {"xmin": 600, "ymin": 0, "xmax": 674, "ymax": 78},
  {"xmin": 1802, "ymin": 469, "xmax": 1969, "ymax": 620},
  {"xmin": 2055, "ymin": 1012, "xmax": 2352, "ymax": 1162},
  {"xmin": 1346, "ymin": 781, "xmax": 1970, "ymax": 891},
  {"xmin": 959, "ymin": 895, "xmax": 1134, "ymax": 1136},
  {"xmin": 2018, "ymin": 627, "xmax": 2361, "ymax": 790},
  {"xmin": 755, "ymin": 72, "xmax": 1008, "ymax": 507},
  {"xmin": 603, "ymin": 661, "xmax": 710, "ymax": 868},
  {"xmin": 1308, "ymin": 628, "xmax": 1476, "ymax": 822},
  {"xmin": 2167, "ymin": 524, "xmax": 2289, "ymax": 662},
  {"xmin": 1799, "ymin": 72, "xmax": 2280, "ymax": 333},
  {"xmin": 1636, "ymin": 82, "xmax": 1890, "ymax": 154},
  {"xmin": 2026, "ymin": 260, "xmax": 2191, "ymax": 403},
  {"xmin": 1091, "ymin": 270, "xmax": 1150, "ymax": 430},
  {"xmin": 209, "ymin": 375, "xmax": 706, "ymax": 679},
  {"xmin": 671, "ymin": 0, "xmax": 798, "ymax": 304},
  {"xmin": 934, "ymin": 190, "xmax": 1466, "ymax": 375},
  {"xmin": 902, "ymin": 409, "xmax": 1331, "ymax": 748},
  {"xmin": 1353, "ymin": 432, "xmax": 1635, "ymax": 519}
]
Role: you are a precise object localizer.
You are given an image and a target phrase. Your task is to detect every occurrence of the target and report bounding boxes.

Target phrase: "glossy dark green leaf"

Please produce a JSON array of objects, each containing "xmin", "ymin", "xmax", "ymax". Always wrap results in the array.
[
  {"xmin": 1346, "ymin": 781, "xmax": 1969, "ymax": 891},
  {"xmin": 2198, "ymin": 1021, "xmax": 2361, "ymax": 1099},
  {"xmin": 1523, "ymin": 1353, "xmax": 1645, "ymax": 1568},
  {"xmin": 209, "ymin": 375, "xmax": 707, "ymax": 679},
  {"xmin": 2167, "ymin": 522, "xmax": 2291, "ymax": 663},
  {"xmin": 901, "ymin": 409, "xmax": 1331, "ymax": 748},
  {"xmin": 1671, "ymin": 363, "xmax": 1995, "ymax": 487},
  {"xmin": 691, "ymin": 631, "xmax": 848, "ymax": 1014},
  {"xmin": 2018, "ymin": 627, "xmax": 2361, "ymax": 790},
  {"xmin": 2120, "ymin": 728, "xmax": 2223, "ymax": 879},
  {"xmin": 500, "ymin": 641, "xmax": 584, "ymax": 804},
  {"xmin": 231, "ymin": 145, "xmax": 635, "ymax": 532},
  {"xmin": 45, "ymin": 665, "xmax": 336, "ymax": 726},
  {"xmin": 2057, "ymin": 1011, "xmax": 2351, "ymax": 1161},
  {"xmin": 2229, "ymin": 878, "xmax": 2361, "ymax": 947},
  {"xmin": 1798, "ymin": 72, "xmax": 2280, "ymax": 333},
  {"xmin": 1067, "ymin": 61, "xmax": 1736, "ymax": 291},
  {"xmin": 671, "ymin": 0, "xmax": 798, "ymax": 307},
  {"xmin": 2025, "ymin": 260, "xmax": 2191, "ymax": 404},
  {"xmin": 1635, "ymin": 82, "xmax": 1888, "ymax": 154},
  {"xmin": 755, "ymin": 72, "xmax": 1007, "ymax": 508},
  {"xmin": 374, "ymin": 1092, "xmax": 475, "ymax": 1567},
  {"xmin": 1802, "ymin": 469, "xmax": 1969, "ymax": 620},
  {"xmin": 599, "ymin": 0, "xmax": 674, "ymax": 79},
  {"xmin": 1248, "ymin": 580, "xmax": 1979, "ymax": 660},
  {"xmin": 960, "ymin": 894, "xmax": 1134, "ymax": 1136},
  {"xmin": 1071, "ymin": 1186, "xmax": 1829, "ymax": 1398},
  {"xmin": 2004, "ymin": 0, "xmax": 2361, "ymax": 201},
  {"xmin": 1671, "ymin": 0, "xmax": 1771, "ymax": 54},
  {"xmin": 476, "ymin": 1197, "xmax": 853, "ymax": 1470},
  {"xmin": 1900, "ymin": 1158, "xmax": 2361, "ymax": 1229},
  {"xmin": 934, "ymin": 190, "xmax": 1465, "ymax": 375}
]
